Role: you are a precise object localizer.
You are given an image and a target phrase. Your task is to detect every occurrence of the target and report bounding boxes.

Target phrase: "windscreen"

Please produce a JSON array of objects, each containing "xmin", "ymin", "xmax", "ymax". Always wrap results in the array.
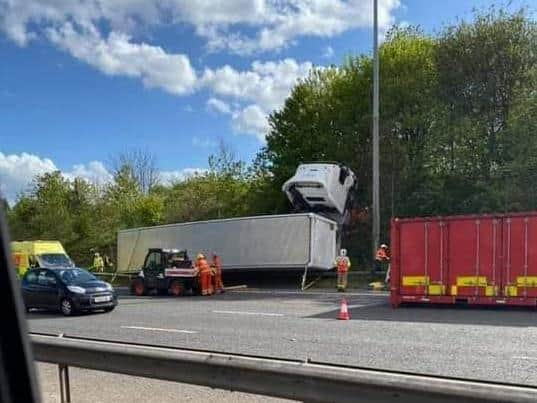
[
  {"xmin": 38, "ymin": 254, "xmax": 74, "ymax": 268},
  {"xmin": 59, "ymin": 269, "xmax": 96, "ymax": 285}
]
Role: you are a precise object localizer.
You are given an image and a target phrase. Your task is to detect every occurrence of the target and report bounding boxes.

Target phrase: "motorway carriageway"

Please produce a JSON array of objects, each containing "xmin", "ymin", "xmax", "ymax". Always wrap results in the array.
[{"xmin": 27, "ymin": 288, "xmax": 537, "ymax": 387}]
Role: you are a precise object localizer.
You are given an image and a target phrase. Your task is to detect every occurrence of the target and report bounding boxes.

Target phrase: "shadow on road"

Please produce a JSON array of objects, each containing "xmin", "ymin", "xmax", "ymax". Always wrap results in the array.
[
  {"xmin": 309, "ymin": 301, "xmax": 537, "ymax": 327},
  {"xmin": 27, "ymin": 309, "xmax": 110, "ymax": 320}
]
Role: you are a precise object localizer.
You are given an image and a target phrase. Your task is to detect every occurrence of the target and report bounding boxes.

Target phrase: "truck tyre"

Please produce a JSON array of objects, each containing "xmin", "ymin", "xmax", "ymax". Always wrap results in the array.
[
  {"xmin": 169, "ymin": 280, "xmax": 183, "ymax": 297},
  {"xmin": 131, "ymin": 278, "xmax": 145, "ymax": 296}
]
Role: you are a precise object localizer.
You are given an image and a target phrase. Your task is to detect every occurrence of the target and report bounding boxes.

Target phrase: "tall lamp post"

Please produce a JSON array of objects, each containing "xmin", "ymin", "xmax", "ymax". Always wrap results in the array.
[{"xmin": 372, "ymin": 0, "xmax": 380, "ymax": 259}]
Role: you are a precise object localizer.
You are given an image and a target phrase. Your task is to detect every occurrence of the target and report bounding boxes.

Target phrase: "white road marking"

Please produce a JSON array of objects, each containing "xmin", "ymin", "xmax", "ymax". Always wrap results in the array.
[
  {"xmin": 121, "ymin": 326, "xmax": 197, "ymax": 334},
  {"xmin": 229, "ymin": 289, "xmax": 389, "ymax": 297},
  {"xmin": 345, "ymin": 303, "xmax": 383, "ymax": 309},
  {"xmin": 213, "ymin": 310, "xmax": 284, "ymax": 317},
  {"xmin": 512, "ymin": 356, "xmax": 537, "ymax": 361}
]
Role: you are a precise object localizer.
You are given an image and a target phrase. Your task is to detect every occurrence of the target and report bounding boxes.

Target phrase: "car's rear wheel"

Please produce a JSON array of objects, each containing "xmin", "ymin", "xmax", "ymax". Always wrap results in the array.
[
  {"xmin": 169, "ymin": 280, "xmax": 183, "ymax": 297},
  {"xmin": 60, "ymin": 298, "xmax": 74, "ymax": 316},
  {"xmin": 131, "ymin": 278, "xmax": 145, "ymax": 296}
]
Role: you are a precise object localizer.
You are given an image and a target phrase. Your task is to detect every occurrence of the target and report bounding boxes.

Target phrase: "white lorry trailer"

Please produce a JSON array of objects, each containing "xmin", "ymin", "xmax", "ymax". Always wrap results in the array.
[{"xmin": 117, "ymin": 213, "xmax": 337, "ymax": 273}]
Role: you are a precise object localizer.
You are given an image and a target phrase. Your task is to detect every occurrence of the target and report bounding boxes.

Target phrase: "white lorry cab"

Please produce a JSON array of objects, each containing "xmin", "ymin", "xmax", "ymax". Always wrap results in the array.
[{"xmin": 282, "ymin": 163, "xmax": 357, "ymax": 226}]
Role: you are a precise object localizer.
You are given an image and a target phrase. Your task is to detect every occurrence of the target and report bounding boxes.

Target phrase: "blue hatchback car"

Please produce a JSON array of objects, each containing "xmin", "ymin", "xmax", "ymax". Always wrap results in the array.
[{"xmin": 21, "ymin": 267, "xmax": 117, "ymax": 316}]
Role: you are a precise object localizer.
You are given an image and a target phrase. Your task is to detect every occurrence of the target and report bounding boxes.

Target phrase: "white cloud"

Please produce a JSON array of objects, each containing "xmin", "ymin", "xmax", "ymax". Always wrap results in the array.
[
  {"xmin": 63, "ymin": 161, "xmax": 113, "ymax": 185},
  {"xmin": 323, "ymin": 45, "xmax": 334, "ymax": 59},
  {"xmin": 202, "ymin": 59, "xmax": 312, "ymax": 112},
  {"xmin": 160, "ymin": 168, "xmax": 207, "ymax": 184},
  {"xmin": 0, "ymin": 153, "xmax": 112, "ymax": 203},
  {"xmin": 202, "ymin": 59, "xmax": 310, "ymax": 139},
  {"xmin": 231, "ymin": 105, "xmax": 269, "ymax": 140},
  {"xmin": 0, "ymin": 152, "xmax": 207, "ymax": 203},
  {"xmin": 206, "ymin": 98, "xmax": 232, "ymax": 115},
  {"xmin": 47, "ymin": 23, "xmax": 197, "ymax": 95},
  {"xmin": 0, "ymin": 152, "xmax": 56, "ymax": 201},
  {"xmin": 0, "ymin": 0, "xmax": 400, "ymax": 54}
]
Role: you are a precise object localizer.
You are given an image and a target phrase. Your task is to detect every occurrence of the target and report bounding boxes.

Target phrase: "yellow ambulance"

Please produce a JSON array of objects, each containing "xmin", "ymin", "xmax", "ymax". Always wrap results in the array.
[{"xmin": 11, "ymin": 241, "xmax": 75, "ymax": 278}]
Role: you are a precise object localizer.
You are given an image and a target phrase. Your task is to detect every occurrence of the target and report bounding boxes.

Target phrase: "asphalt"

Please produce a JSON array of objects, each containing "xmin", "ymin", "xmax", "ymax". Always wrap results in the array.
[{"xmin": 28, "ymin": 288, "xmax": 537, "ymax": 394}]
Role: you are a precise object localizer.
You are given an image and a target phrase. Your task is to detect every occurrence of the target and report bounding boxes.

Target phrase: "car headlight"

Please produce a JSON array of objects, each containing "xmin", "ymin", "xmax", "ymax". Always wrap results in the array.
[
  {"xmin": 105, "ymin": 282, "xmax": 113, "ymax": 291},
  {"xmin": 67, "ymin": 285, "xmax": 86, "ymax": 294}
]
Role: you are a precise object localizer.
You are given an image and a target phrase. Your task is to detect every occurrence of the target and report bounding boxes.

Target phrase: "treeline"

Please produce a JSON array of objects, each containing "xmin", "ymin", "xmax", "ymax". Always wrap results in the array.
[
  {"xmin": 4, "ymin": 7, "xmax": 537, "ymax": 266},
  {"xmin": 4, "ymin": 145, "xmax": 267, "ymax": 267}
]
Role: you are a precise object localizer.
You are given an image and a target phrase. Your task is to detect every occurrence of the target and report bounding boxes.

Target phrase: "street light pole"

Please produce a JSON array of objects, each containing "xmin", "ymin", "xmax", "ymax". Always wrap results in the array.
[{"xmin": 372, "ymin": 0, "xmax": 380, "ymax": 259}]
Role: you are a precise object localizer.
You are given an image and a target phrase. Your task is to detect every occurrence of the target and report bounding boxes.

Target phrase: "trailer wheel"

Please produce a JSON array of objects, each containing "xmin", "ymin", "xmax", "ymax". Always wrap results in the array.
[
  {"xmin": 131, "ymin": 278, "xmax": 145, "ymax": 296},
  {"xmin": 169, "ymin": 280, "xmax": 183, "ymax": 297}
]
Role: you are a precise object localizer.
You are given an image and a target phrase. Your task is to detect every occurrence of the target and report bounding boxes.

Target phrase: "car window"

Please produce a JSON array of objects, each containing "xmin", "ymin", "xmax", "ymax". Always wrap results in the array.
[
  {"xmin": 59, "ymin": 268, "xmax": 96, "ymax": 284},
  {"xmin": 39, "ymin": 253, "xmax": 74, "ymax": 268},
  {"xmin": 36, "ymin": 270, "xmax": 48, "ymax": 286},
  {"xmin": 146, "ymin": 252, "xmax": 162, "ymax": 270},
  {"xmin": 37, "ymin": 270, "xmax": 57, "ymax": 287},
  {"xmin": 44, "ymin": 271, "xmax": 57, "ymax": 286},
  {"xmin": 25, "ymin": 270, "xmax": 38, "ymax": 285}
]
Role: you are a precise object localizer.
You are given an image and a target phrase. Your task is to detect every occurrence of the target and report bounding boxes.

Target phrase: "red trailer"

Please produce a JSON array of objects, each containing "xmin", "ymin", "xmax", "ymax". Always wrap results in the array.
[{"xmin": 390, "ymin": 212, "xmax": 537, "ymax": 308}]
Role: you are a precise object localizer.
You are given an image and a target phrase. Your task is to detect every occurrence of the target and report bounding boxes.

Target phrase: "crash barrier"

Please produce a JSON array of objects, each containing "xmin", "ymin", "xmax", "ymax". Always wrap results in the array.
[
  {"xmin": 92, "ymin": 271, "xmax": 138, "ymax": 284},
  {"xmin": 31, "ymin": 333, "xmax": 537, "ymax": 403}
]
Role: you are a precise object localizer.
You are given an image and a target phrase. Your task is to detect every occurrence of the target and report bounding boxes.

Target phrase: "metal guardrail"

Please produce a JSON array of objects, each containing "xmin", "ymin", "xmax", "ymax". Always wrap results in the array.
[{"xmin": 31, "ymin": 333, "xmax": 537, "ymax": 403}]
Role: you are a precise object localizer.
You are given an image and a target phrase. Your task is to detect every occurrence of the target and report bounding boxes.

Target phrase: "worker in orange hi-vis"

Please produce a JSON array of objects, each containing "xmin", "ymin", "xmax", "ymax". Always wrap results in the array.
[
  {"xmin": 375, "ymin": 244, "xmax": 390, "ymax": 273},
  {"xmin": 196, "ymin": 253, "xmax": 213, "ymax": 296},
  {"xmin": 211, "ymin": 253, "xmax": 224, "ymax": 294},
  {"xmin": 335, "ymin": 249, "xmax": 351, "ymax": 292}
]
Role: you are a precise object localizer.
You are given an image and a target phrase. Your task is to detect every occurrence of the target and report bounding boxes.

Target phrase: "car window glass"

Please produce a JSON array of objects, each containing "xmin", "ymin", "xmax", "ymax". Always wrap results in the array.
[
  {"xmin": 146, "ymin": 252, "xmax": 161, "ymax": 269},
  {"xmin": 25, "ymin": 270, "xmax": 38, "ymax": 284},
  {"xmin": 59, "ymin": 269, "xmax": 96, "ymax": 284},
  {"xmin": 37, "ymin": 270, "xmax": 48, "ymax": 286},
  {"xmin": 44, "ymin": 271, "xmax": 57, "ymax": 286}
]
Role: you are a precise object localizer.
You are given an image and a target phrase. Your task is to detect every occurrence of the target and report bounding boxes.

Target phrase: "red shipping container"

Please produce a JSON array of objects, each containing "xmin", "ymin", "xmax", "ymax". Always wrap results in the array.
[{"xmin": 390, "ymin": 212, "xmax": 537, "ymax": 308}]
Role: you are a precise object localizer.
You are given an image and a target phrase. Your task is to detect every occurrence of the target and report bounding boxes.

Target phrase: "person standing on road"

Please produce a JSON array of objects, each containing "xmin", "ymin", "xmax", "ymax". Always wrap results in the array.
[
  {"xmin": 211, "ymin": 253, "xmax": 224, "ymax": 294},
  {"xmin": 335, "ymin": 249, "xmax": 351, "ymax": 292},
  {"xmin": 196, "ymin": 253, "xmax": 213, "ymax": 296},
  {"xmin": 374, "ymin": 244, "xmax": 390, "ymax": 273},
  {"xmin": 92, "ymin": 252, "xmax": 104, "ymax": 273}
]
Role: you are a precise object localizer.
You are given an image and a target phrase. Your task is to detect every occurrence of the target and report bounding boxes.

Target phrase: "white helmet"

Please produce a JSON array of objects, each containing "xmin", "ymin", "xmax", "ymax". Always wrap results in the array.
[
  {"xmin": 340, "ymin": 249, "xmax": 347, "ymax": 256},
  {"xmin": 380, "ymin": 244, "xmax": 388, "ymax": 249}
]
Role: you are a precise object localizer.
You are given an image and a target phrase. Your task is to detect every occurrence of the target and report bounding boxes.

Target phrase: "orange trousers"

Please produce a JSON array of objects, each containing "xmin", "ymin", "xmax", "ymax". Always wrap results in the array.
[
  {"xmin": 200, "ymin": 269, "xmax": 213, "ymax": 296},
  {"xmin": 212, "ymin": 268, "xmax": 223, "ymax": 293}
]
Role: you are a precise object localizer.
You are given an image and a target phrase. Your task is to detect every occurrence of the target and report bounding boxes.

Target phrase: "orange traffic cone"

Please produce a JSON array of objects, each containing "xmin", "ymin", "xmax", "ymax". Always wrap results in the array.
[{"xmin": 337, "ymin": 298, "xmax": 350, "ymax": 320}]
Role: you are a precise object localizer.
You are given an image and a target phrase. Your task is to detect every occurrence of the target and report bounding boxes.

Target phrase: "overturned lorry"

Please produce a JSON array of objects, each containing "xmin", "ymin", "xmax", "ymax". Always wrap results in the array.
[{"xmin": 117, "ymin": 163, "xmax": 357, "ymax": 287}]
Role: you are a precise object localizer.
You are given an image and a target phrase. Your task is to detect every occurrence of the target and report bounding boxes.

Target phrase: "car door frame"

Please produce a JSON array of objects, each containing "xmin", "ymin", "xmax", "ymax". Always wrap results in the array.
[
  {"xmin": 21, "ymin": 268, "xmax": 43, "ymax": 308},
  {"xmin": 39, "ymin": 269, "xmax": 61, "ymax": 309}
]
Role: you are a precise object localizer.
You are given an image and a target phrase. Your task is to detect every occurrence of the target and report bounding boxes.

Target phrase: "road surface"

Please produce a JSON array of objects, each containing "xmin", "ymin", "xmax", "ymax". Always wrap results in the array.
[{"xmin": 28, "ymin": 288, "xmax": 537, "ymax": 399}]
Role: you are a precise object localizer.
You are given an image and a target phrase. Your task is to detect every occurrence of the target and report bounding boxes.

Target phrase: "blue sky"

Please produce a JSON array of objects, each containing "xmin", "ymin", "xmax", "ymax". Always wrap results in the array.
[{"xmin": 0, "ymin": 0, "xmax": 528, "ymax": 202}]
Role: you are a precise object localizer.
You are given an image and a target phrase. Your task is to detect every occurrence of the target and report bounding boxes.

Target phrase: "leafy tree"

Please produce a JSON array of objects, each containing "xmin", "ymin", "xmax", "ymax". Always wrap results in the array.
[{"xmin": 435, "ymin": 7, "xmax": 537, "ymax": 179}]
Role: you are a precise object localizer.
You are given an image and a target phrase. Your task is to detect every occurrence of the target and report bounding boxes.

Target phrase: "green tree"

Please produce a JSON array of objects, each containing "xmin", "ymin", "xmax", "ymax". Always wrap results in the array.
[
  {"xmin": 163, "ymin": 144, "xmax": 251, "ymax": 223},
  {"xmin": 435, "ymin": 7, "xmax": 537, "ymax": 179}
]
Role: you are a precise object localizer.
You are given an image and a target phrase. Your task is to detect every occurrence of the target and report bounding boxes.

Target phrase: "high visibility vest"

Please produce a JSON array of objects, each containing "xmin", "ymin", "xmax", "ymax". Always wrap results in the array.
[
  {"xmin": 375, "ymin": 249, "xmax": 388, "ymax": 261},
  {"xmin": 335, "ymin": 256, "xmax": 350, "ymax": 273},
  {"xmin": 93, "ymin": 256, "xmax": 104, "ymax": 268},
  {"xmin": 197, "ymin": 258, "xmax": 210, "ymax": 273}
]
